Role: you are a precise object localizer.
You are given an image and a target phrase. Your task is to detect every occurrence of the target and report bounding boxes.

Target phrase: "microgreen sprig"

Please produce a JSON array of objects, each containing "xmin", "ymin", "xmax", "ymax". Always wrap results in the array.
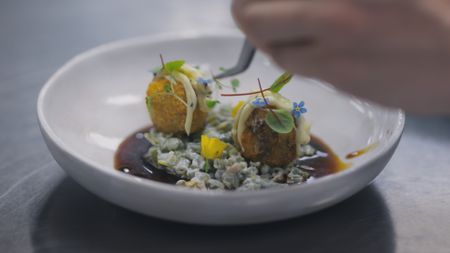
[
  {"xmin": 220, "ymin": 72, "xmax": 292, "ymax": 97},
  {"xmin": 221, "ymin": 87, "xmax": 271, "ymax": 97},
  {"xmin": 231, "ymin": 79, "xmax": 240, "ymax": 92},
  {"xmin": 257, "ymin": 78, "xmax": 280, "ymax": 125},
  {"xmin": 159, "ymin": 54, "xmax": 185, "ymax": 73},
  {"xmin": 257, "ymin": 78, "xmax": 295, "ymax": 133},
  {"xmin": 270, "ymin": 72, "xmax": 293, "ymax": 93},
  {"xmin": 218, "ymin": 73, "xmax": 297, "ymax": 134},
  {"xmin": 159, "ymin": 54, "xmax": 165, "ymax": 69},
  {"xmin": 206, "ymin": 99, "xmax": 220, "ymax": 109},
  {"xmin": 213, "ymin": 76, "xmax": 241, "ymax": 92}
]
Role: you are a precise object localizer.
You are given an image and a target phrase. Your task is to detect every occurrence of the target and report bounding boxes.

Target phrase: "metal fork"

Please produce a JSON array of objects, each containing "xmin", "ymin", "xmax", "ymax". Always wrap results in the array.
[{"xmin": 214, "ymin": 39, "xmax": 256, "ymax": 79}]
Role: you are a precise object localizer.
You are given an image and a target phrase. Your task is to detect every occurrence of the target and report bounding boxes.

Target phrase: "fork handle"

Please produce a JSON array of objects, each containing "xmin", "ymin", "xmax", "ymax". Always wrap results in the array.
[{"xmin": 214, "ymin": 39, "xmax": 256, "ymax": 79}]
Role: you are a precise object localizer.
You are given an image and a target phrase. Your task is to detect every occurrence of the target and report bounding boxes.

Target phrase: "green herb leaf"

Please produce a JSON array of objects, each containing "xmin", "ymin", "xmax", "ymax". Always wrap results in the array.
[
  {"xmin": 163, "ymin": 83, "xmax": 172, "ymax": 93},
  {"xmin": 206, "ymin": 99, "xmax": 220, "ymax": 109},
  {"xmin": 219, "ymin": 67, "xmax": 226, "ymax": 72},
  {"xmin": 270, "ymin": 72, "xmax": 293, "ymax": 93},
  {"xmin": 265, "ymin": 109, "xmax": 295, "ymax": 134},
  {"xmin": 165, "ymin": 60, "xmax": 185, "ymax": 72},
  {"xmin": 214, "ymin": 79, "xmax": 224, "ymax": 90},
  {"xmin": 145, "ymin": 96, "xmax": 152, "ymax": 112},
  {"xmin": 216, "ymin": 82, "xmax": 223, "ymax": 90},
  {"xmin": 231, "ymin": 78, "xmax": 240, "ymax": 92},
  {"xmin": 151, "ymin": 66, "xmax": 162, "ymax": 74},
  {"xmin": 204, "ymin": 160, "xmax": 210, "ymax": 173}
]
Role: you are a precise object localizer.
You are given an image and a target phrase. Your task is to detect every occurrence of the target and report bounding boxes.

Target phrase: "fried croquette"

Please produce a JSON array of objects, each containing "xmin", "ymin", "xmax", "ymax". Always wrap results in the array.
[
  {"xmin": 146, "ymin": 78, "xmax": 207, "ymax": 135},
  {"xmin": 239, "ymin": 108, "xmax": 298, "ymax": 167}
]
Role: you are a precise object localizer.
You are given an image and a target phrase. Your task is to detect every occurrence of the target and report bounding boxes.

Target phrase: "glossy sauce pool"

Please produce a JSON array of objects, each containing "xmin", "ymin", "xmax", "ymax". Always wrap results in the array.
[{"xmin": 114, "ymin": 126, "xmax": 348, "ymax": 186}]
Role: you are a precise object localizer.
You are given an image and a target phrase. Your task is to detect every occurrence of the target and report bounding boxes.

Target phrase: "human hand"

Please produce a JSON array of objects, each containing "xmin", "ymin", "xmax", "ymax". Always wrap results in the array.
[{"xmin": 232, "ymin": 0, "xmax": 450, "ymax": 114}]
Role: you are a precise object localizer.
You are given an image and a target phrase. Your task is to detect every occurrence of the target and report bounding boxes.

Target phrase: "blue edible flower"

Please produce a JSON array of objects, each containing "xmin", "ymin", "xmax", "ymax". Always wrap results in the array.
[
  {"xmin": 197, "ymin": 77, "xmax": 213, "ymax": 86},
  {"xmin": 292, "ymin": 101, "xmax": 307, "ymax": 119},
  {"xmin": 252, "ymin": 97, "xmax": 269, "ymax": 108}
]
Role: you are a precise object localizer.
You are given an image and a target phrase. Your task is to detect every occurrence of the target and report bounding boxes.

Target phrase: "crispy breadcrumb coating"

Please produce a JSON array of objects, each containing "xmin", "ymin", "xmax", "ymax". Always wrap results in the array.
[
  {"xmin": 147, "ymin": 78, "xmax": 207, "ymax": 135},
  {"xmin": 239, "ymin": 108, "xmax": 297, "ymax": 167}
]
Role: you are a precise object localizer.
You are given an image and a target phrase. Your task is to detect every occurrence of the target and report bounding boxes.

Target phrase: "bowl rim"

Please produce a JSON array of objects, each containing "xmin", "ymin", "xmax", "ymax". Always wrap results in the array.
[{"xmin": 37, "ymin": 29, "xmax": 405, "ymax": 198}]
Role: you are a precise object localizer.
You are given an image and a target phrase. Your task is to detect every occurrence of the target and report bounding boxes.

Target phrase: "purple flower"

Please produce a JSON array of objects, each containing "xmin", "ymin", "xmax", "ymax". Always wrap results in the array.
[
  {"xmin": 252, "ymin": 97, "xmax": 269, "ymax": 108},
  {"xmin": 292, "ymin": 101, "xmax": 307, "ymax": 119}
]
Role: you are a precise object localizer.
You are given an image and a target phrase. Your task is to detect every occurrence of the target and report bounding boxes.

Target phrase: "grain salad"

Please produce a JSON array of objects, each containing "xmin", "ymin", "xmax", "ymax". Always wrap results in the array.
[{"xmin": 143, "ymin": 105, "xmax": 315, "ymax": 191}]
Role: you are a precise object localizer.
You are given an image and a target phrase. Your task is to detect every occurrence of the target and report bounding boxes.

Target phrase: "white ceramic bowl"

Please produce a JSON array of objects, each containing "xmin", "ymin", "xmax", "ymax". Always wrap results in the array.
[{"xmin": 37, "ymin": 30, "xmax": 404, "ymax": 225}]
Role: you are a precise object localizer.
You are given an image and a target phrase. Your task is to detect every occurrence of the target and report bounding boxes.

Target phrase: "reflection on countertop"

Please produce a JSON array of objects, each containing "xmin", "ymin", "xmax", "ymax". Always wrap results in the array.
[{"xmin": 31, "ymin": 177, "xmax": 394, "ymax": 253}]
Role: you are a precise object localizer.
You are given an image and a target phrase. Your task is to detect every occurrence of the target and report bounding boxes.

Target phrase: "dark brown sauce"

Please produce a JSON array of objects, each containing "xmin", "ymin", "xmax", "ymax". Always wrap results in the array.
[
  {"xmin": 114, "ymin": 126, "xmax": 349, "ymax": 186},
  {"xmin": 299, "ymin": 135, "xmax": 349, "ymax": 180},
  {"xmin": 114, "ymin": 126, "xmax": 179, "ymax": 184},
  {"xmin": 345, "ymin": 142, "xmax": 378, "ymax": 159}
]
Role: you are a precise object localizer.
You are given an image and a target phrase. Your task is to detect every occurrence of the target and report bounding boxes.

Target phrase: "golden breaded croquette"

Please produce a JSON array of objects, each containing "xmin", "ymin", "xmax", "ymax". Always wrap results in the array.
[
  {"xmin": 239, "ymin": 108, "xmax": 297, "ymax": 167},
  {"xmin": 146, "ymin": 78, "xmax": 207, "ymax": 135}
]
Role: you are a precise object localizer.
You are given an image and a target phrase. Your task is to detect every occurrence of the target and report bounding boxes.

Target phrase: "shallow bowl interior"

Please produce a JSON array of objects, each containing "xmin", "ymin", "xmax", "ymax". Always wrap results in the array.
[{"xmin": 38, "ymin": 30, "xmax": 404, "ymax": 225}]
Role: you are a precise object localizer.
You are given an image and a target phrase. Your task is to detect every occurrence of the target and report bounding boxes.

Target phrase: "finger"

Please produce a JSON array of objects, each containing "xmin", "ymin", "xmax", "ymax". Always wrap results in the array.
[
  {"xmin": 233, "ymin": 0, "xmax": 365, "ymax": 47},
  {"xmin": 268, "ymin": 43, "xmax": 365, "ymax": 92},
  {"xmin": 269, "ymin": 44, "xmax": 329, "ymax": 80},
  {"xmin": 233, "ymin": 0, "xmax": 321, "ymax": 49}
]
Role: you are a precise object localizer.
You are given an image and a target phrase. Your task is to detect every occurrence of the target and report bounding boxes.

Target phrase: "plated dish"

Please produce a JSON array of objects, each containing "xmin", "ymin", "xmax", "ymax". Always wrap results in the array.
[
  {"xmin": 37, "ymin": 31, "xmax": 404, "ymax": 224},
  {"xmin": 115, "ymin": 60, "xmax": 349, "ymax": 191}
]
